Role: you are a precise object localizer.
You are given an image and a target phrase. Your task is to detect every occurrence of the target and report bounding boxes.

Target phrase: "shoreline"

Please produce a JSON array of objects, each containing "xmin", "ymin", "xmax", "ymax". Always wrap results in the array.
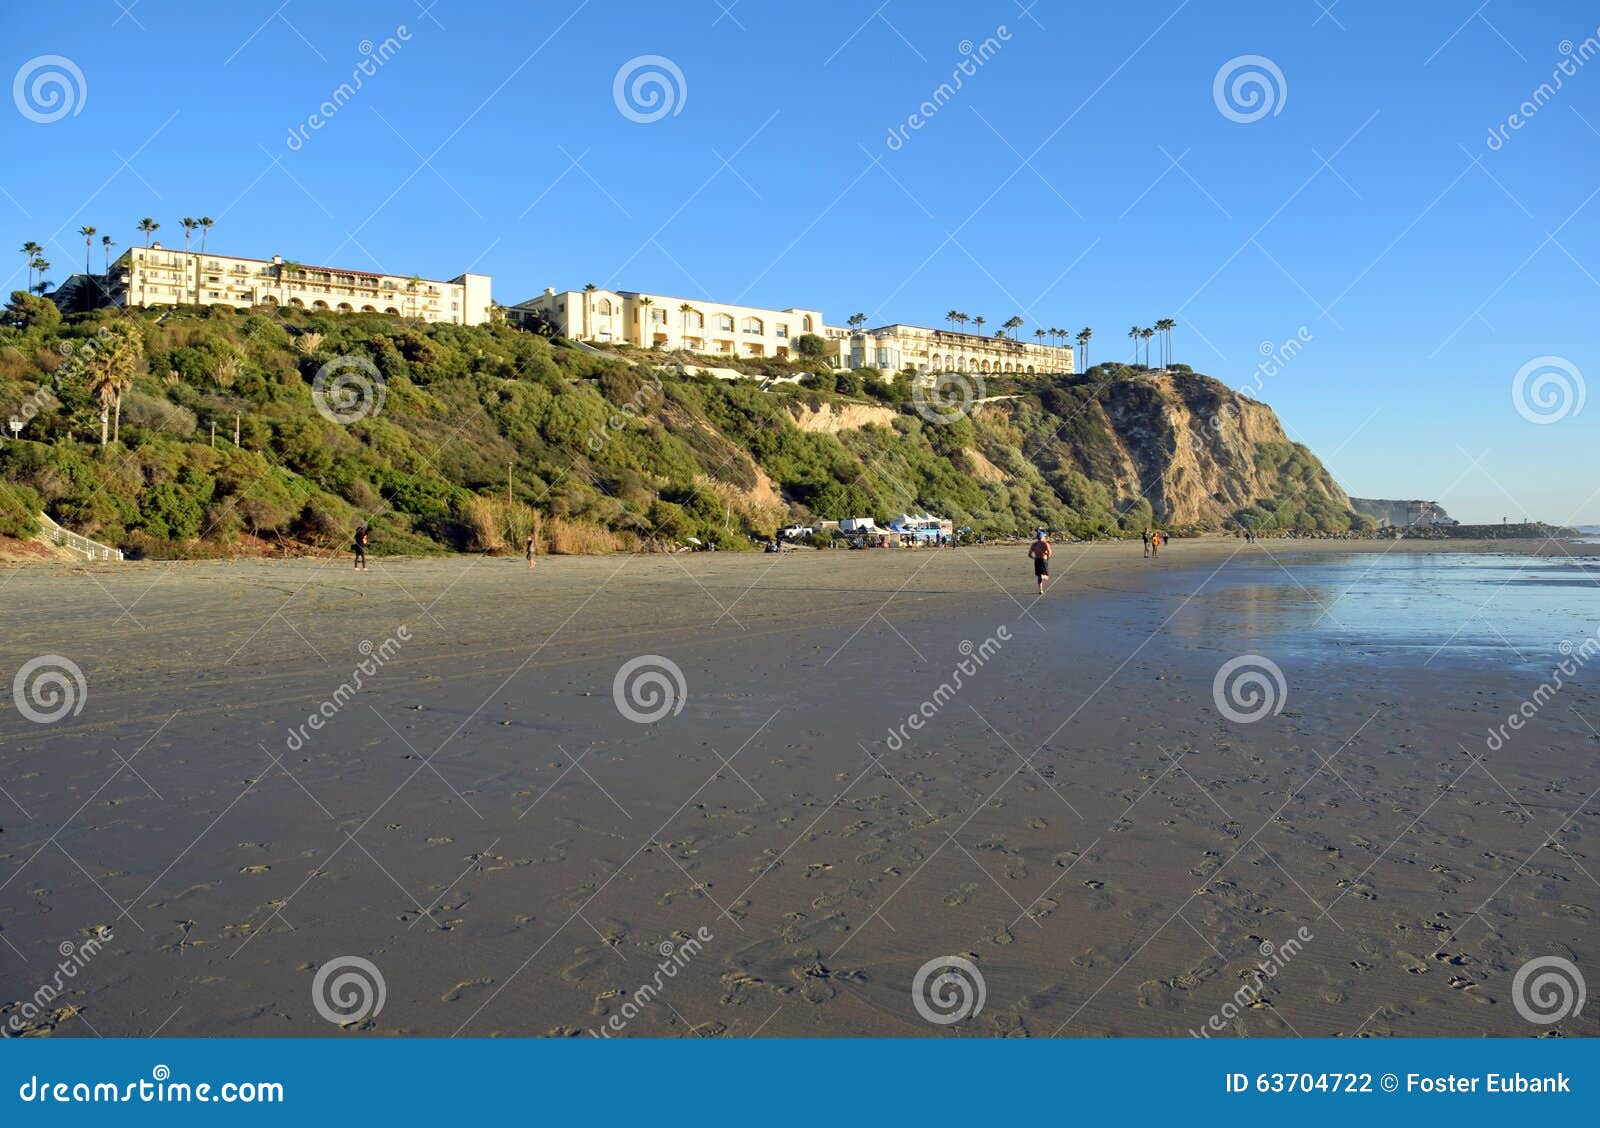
[{"xmin": 3, "ymin": 533, "xmax": 1592, "ymax": 572}]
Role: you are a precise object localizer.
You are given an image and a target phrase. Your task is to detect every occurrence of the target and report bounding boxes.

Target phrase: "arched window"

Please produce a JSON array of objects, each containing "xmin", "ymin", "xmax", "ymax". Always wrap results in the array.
[
  {"xmin": 802, "ymin": 316, "xmax": 813, "ymax": 332},
  {"xmin": 597, "ymin": 299, "xmax": 612, "ymax": 315},
  {"xmin": 717, "ymin": 314, "xmax": 735, "ymax": 332},
  {"xmin": 384, "ymin": 306, "xmax": 399, "ymax": 315},
  {"xmin": 288, "ymin": 298, "xmax": 304, "ymax": 308},
  {"xmin": 337, "ymin": 302, "xmax": 353, "ymax": 313},
  {"xmin": 360, "ymin": 305, "xmax": 377, "ymax": 313},
  {"xmin": 312, "ymin": 300, "xmax": 329, "ymax": 310},
  {"xmin": 741, "ymin": 316, "xmax": 763, "ymax": 335}
]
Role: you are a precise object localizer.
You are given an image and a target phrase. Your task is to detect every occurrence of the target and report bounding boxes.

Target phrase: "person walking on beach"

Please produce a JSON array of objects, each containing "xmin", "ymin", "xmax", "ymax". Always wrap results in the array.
[
  {"xmin": 1027, "ymin": 531, "xmax": 1052, "ymax": 594},
  {"xmin": 1150, "ymin": 530, "xmax": 1161, "ymax": 558},
  {"xmin": 353, "ymin": 526, "xmax": 369, "ymax": 572},
  {"xmin": 525, "ymin": 532, "xmax": 537, "ymax": 570},
  {"xmin": 1142, "ymin": 528, "xmax": 1152, "ymax": 558}
]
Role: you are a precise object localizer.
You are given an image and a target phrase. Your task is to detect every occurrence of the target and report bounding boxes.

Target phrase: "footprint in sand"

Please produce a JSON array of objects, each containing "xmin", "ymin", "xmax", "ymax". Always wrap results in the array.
[
  {"xmin": 1396, "ymin": 951, "xmax": 1430, "ymax": 975},
  {"xmin": 440, "ymin": 978, "xmax": 494, "ymax": 1004},
  {"xmin": 943, "ymin": 882, "xmax": 979, "ymax": 907}
]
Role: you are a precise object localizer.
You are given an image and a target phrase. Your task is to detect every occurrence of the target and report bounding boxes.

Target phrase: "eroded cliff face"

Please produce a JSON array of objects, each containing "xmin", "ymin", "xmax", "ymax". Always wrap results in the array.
[
  {"xmin": 1008, "ymin": 371, "xmax": 1350, "ymax": 526},
  {"xmin": 789, "ymin": 402, "xmax": 899, "ymax": 433}
]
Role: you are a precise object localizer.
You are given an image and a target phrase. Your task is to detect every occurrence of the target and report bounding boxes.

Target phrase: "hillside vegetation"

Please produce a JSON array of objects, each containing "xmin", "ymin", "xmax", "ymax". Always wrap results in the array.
[{"xmin": 0, "ymin": 294, "xmax": 1364, "ymax": 558}]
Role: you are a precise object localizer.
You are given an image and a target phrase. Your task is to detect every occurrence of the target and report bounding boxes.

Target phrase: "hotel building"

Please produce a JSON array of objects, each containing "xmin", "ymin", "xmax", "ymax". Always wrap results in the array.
[
  {"xmin": 836, "ymin": 323, "xmax": 1074, "ymax": 378},
  {"xmin": 511, "ymin": 287, "xmax": 825, "ymax": 361},
  {"xmin": 106, "ymin": 245, "xmax": 492, "ymax": 326}
]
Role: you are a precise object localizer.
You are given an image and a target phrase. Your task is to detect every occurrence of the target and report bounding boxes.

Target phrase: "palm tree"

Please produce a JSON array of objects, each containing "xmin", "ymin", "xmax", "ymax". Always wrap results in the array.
[
  {"xmin": 1003, "ymin": 315, "xmax": 1024, "ymax": 341},
  {"xmin": 678, "ymin": 302, "xmax": 696, "ymax": 349},
  {"xmin": 85, "ymin": 323, "xmax": 142, "ymax": 447},
  {"xmin": 847, "ymin": 313, "xmax": 868, "ymax": 330},
  {"xmin": 180, "ymin": 217, "xmax": 198, "ymax": 252},
  {"xmin": 137, "ymin": 218, "xmax": 159, "ymax": 247},
  {"xmin": 1079, "ymin": 327, "xmax": 1092, "ymax": 370},
  {"xmin": 20, "ymin": 241, "xmax": 42, "ymax": 291},
  {"xmin": 31, "ymin": 258, "xmax": 50, "ymax": 290},
  {"xmin": 955, "ymin": 312, "xmax": 969, "ymax": 333},
  {"xmin": 1129, "ymin": 326, "xmax": 1142, "ymax": 364},
  {"xmin": 78, "ymin": 226, "xmax": 96, "ymax": 275},
  {"xmin": 972, "ymin": 315, "xmax": 985, "ymax": 335},
  {"xmin": 946, "ymin": 309, "xmax": 960, "ymax": 332},
  {"xmin": 1141, "ymin": 327, "xmax": 1155, "ymax": 367},
  {"xmin": 638, "ymin": 295, "xmax": 655, "ymax": 345},
  {"xmin": 405, "ymin": 274, "xmax": 423, "ymax": 318},
  {"xmin": 1156, "ymin": 317, "xmax": 1175, "ymax": 367},
  {"xmin": 198, "ymin": 217, "xmax": 214, "ymax": 253},
  {"xmin": 1034, "ymin": 328, "xmax": 1046, "ymax": 347},
  {"xmin": 582, "ymin": 282, "xmax": 597, "ymax": 339},
  {"xmin": 101, "ymin": 235, "xmax": 116, "ymax": 276}
]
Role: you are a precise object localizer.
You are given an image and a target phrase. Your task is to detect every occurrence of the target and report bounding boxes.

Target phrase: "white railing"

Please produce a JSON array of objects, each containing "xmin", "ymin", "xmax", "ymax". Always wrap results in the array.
[{"xmin": 35, "ymin": 512, "xmax": 124, "ymax": 562}]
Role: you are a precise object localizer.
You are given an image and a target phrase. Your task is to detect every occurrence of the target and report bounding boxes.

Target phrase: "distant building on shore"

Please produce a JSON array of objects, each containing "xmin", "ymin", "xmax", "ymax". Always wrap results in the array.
[
  {"xmin": 1349, "ymin": 498, "xmax": 1452, "ymax": 528},
  {"xmin": 512, "ymin": 287, "xmax": 824, "ymax": 362},
  {"xmin": 837, "ymin": 323, "xmax": 1073, "ymax": 379},
  {"xmin": 99, "ymin": 245, "xmax": 492, "ymax": 325}
]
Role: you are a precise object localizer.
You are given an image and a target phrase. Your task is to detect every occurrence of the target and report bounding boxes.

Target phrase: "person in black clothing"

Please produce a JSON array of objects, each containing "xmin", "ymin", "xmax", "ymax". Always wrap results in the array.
[
  {"xmin": 1027, "ymin": 532, "xmax": 1052, "ymax": 594},
  {"xmin": 353, "ymin": 526, "xmax": 369, "ymax": 571}
]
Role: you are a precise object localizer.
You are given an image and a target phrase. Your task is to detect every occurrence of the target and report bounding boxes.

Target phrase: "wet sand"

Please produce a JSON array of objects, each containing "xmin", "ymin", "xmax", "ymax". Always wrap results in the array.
[{"xmin": 2, "ymin": 538, "xmax": 1597, "ymax": 1037}]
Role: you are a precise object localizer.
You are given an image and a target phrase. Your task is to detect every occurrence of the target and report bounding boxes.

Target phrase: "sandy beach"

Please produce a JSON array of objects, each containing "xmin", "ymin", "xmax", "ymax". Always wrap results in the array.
[{"xmin": 2, "ymin": 537, "xmax": 1596, "ymax": 1037}]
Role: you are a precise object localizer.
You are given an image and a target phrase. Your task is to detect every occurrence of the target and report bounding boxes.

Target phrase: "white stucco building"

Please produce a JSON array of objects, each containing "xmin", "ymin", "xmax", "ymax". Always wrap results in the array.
[
  {"xmin": 106, "ymin": 245, "xmax": 492, "ymax": 325},
  {"xmin": 511, "ymin": 287, "xmax": 825, "ymax": 361}
]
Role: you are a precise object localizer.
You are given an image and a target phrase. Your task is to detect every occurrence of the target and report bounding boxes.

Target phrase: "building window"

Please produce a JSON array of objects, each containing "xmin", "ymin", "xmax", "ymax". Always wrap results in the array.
[
  {"xmin": 717, "ymin": 314, "xmax": 735, "ymax": 332},
  {"xmin": 776, "ymin": 325, "xmax": 788, "ymax": 339},
  {"xmin": 742, "ymin": 317, "xmax": 763, "ymax": 335}
]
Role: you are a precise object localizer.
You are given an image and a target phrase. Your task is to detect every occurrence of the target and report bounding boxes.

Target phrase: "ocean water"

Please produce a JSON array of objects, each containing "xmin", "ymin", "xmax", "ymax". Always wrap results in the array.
[{"xmin": 1173, "ymin": 550, "xmax": 1600, "ymax": 669}]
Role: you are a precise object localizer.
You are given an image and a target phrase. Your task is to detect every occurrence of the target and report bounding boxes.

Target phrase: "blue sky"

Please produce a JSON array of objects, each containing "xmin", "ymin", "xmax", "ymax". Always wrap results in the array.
[{"xmin": 3, "ymin": 0, "xmax": 1596, "ymax": 523}]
